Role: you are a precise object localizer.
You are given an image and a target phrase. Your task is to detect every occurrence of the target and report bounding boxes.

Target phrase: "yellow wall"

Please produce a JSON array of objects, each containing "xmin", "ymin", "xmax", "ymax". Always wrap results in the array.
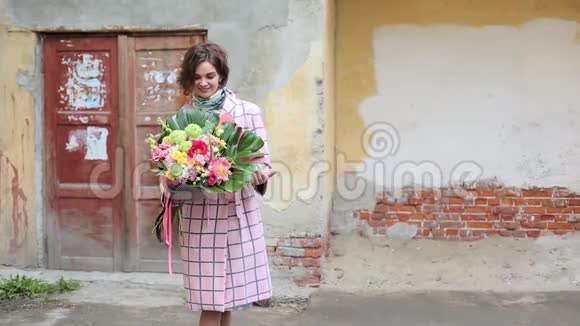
[
  {"xmin": 0, "ymin": 21, "xmax": 38, "ymax": 266},
  {"xmin": 336, "ymin": 0, "xmax": 580, "ymax": 172}
]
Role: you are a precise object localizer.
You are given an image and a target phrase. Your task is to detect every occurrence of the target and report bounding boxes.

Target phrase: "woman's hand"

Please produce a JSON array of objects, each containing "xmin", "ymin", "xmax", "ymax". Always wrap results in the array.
[{"xmin": 252, "ymin": 169, "xmax": 278, "ymax": 186}]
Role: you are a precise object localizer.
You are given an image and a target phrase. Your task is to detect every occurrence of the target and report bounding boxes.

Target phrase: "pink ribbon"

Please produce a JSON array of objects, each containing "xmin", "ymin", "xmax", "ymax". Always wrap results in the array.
[{"xmin": 160, "ymin": 178, "xmax": 174, "ymax": 275}]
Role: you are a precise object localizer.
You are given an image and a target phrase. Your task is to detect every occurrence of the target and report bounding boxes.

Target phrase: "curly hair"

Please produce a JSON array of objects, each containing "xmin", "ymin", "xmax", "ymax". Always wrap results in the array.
[{"xmin": 178, "ymin": 42, "xmax": 230, "ymax": 96}]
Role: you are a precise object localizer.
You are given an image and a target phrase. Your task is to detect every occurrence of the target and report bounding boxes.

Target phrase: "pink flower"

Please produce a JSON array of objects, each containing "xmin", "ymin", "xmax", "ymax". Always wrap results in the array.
[
  {"xmin": 207, "ymin": 157, "xmax": 232, "ymax": 184},
  {"xmin": 158, "ymin": 143, "xmax": 171, "ymax": 150},
  {"xmin": 151, "ymin": 147, "xmax": 169, "ymax": 162},
  {"xmin": 191, "ymin": 153, "xmax": 207, "ymax": 166},
  {"xmin": 207, "ymin": 174, "xmax": 218, "ymax": 186},
  {"xmin": 188, "ymin": 140, "xmax": 208, "ymax": 157}
]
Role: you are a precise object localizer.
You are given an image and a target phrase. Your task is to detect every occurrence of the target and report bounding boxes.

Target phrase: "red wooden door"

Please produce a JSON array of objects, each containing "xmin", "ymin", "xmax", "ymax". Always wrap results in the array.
[
  {"xmin": 44, "ymin": 36, "xmax": 122, "ymax": 271},
  {"xmin": 124, "ymin": 34, "xmax": 205, "ymax": 272}
]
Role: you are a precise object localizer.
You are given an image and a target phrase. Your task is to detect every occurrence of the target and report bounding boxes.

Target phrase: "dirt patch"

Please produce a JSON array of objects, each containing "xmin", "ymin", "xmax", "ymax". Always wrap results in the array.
[{"xmin": 0, "ymin": 297, "xmax": 74, "ymax": 313}]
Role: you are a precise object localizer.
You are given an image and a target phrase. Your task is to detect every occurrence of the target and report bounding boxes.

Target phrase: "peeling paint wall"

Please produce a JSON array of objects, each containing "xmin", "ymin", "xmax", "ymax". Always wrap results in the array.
[
  {"xmin": 0, "ymin": 8, "xmax": 38, "ymax": 265},
  {"xmin": 334, "ymin": 0, "xmax": 580, "ymax": 233},
  {"xmin": 1, "ymin": 0, "xmax": 332, "ymax": 267}
]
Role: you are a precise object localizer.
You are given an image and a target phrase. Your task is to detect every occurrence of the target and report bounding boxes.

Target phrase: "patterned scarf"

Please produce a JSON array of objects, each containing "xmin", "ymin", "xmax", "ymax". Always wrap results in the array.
[{"xmin": 192, "ymin": 88, "xmax": 226, "ymax": 111}]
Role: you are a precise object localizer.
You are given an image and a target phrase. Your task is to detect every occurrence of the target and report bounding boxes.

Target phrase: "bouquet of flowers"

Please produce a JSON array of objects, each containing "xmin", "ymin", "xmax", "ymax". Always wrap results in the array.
[{"xmin": 149, "ymin": 108, "xmax": 266, "ymax": 243}]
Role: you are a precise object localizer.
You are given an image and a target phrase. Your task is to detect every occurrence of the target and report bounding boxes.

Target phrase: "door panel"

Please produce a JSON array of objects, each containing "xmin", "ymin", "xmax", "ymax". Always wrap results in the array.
[
  {"xmin": 44, "ymin": 33, "xmax": 206, "ymax": 272},
  {"xmin": 124, "ymin": 34, "xmax": 205, "ymax": 272},
  {"xmin": 44, "ymin": 36, "xmax": 121, "ymax": 271}
]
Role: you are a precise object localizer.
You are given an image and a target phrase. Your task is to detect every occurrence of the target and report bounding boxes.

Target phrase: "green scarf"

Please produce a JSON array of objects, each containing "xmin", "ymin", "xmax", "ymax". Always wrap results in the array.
[{"xmin": 192, "ymin": 88, "xmax": 226, "ymax": 111}]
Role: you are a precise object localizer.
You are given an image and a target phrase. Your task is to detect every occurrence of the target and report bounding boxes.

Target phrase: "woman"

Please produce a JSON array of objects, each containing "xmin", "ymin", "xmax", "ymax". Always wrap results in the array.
[{"xmin": 165, "ymin": 42, "xmax": 276, "ymax": 326}]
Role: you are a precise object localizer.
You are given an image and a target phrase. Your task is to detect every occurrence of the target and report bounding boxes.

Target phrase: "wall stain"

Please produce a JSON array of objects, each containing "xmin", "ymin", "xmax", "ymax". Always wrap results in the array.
[{"xmin": 0, "ymin": 150, "xmax": 30, "ymax": 254}]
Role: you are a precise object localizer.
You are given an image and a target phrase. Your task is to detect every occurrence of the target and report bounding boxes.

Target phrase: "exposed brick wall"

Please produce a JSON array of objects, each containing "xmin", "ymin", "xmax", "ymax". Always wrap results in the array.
[
  {"xmin": 356, "ymin": 186, "xmax": 580, "ymax": 240},
  {"xmin": 267, "ymin": 234, "xmax": 327, "ymax": 287}
]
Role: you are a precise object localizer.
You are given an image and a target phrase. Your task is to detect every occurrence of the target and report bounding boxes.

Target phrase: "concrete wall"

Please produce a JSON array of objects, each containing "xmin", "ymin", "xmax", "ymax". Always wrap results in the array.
[
  {"xmin": 0, "ymin": 0, "xmax": 333, "ymax": 273},
  {"xmin": 333, "ymin": 0, "xmax": 580, "ymax": 238},
  {"xmin": 0, "ymin": 2, "xmax": 39, "ymax": 266}
]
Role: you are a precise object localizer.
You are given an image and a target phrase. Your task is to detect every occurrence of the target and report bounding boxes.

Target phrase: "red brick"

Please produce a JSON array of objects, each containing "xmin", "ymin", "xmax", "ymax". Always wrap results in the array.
[
  {"xmin": 291, "ymin": 258, "xmax": 321, "ymax": 268},
  {"xmin": 304, "ymin": 249, "xmax": 323, "ymax": 258},
  {"xmin": 443, "ymin": 206, "xmax": 465, "ymax": 213},
  {"xmin": 408, "ymin": 197, "xmax": 422, "ymax": 205},
  {"xmin": 421, "ymin": 190, "xmax": 439, "ymax": 199},
  {"xmin": 538, "ymin": 215, "xmax": 555, "ymax": 221},
  {"xmin": 488, "ymin": 199, "xmax": 500, "ymax": 206},
  {"xmin": 499, "ymin": 222, "xmax": 521, "ymax": 230},
  {"xmin": 422, "ymin": 198, "xmax": 436, "ymax": 204},
  {"xmin": 546, "ymin": 207, "xmax": 573, "ymax": 214},
  {"xmin": 485, "ymin": 230, "xmax": 500, "ymax": 237},
  {"xmin": 514, "ymin": 198, "xmax": 527, "ymax": 205},
  {"xmin": 417, "ymin": 228, "xmax": 431, "ymax": 237},
  {"xmin": 499, "ymin": 230, "xmax": 514, "ymax": 237},
  {"xmin": 267, "ymin": 247, "xmax": 276, "ymax": 254},
  {"xmin": 555, "ymin": 215, "xmax": 570, "ymax": 222},
  {"xmin": 476, "ymin": 190, "xmax": 495, "ymax": 197},
  {"xmin": 432, "ymin": 229, "xmax": 445, "ymax": 239},
  {"xmin": 371, "ymin": 212, "xmax": 385, "ymax": 220},
  {"xmin": 368, "ymin": 219, "xmax": 386, "ymax": 227},
  {"xmin": 546, "ymin": 199, "xmax": 569, "ymax": 208},
  {"xmin": 358, "ymin": 211, "xmax": 371, "ymax": 221},
  {"xmin": 554, "ymin": 230, "xmax": 575, "ymax": 235},
  {"xmin": 500, "ymin": 199, "xmax": 515, "ymax": 206},
  {"xmin": 375, "ymin": 204, "xmax": 390, "ymax": 212},
  {"xmin": 475, "ymin": 198, "xmax": 488, "ymax": 206},
  {"xmin": 461, "ymin": 214, "xmax": 488, "ymax": 221},
  {"xmin": 526, "ymin": 199, "xmax": 543, "ymax": 205},
  {"xmin": 439, "ymin": 221, "xmax": 464, "ymax": 228},
  {"xmin": 446, "ymin": 229, "xmax": 459, "ymax": 236},
  {"xmin": 487, "ymin": 214, "xmax": 501, "ymax": 221},
  {"xmin": 443, "ymin": 197, "xmax": 464, "ymax": 205},
  {"xmin": 409, "ymin": 214, "xmax": 427, "ymax": 220},
  {"xmin": 521, "ymin": 222, "xmax": 547, "ymax": 229},
  {"xmin": 292, "ymin": 238, "xmax": 323, "ymax": 248},
  {"xmin": 499, "ymin": 214, "xmax": 515, "ymax": 221},
  {"xmin": 523, "ymin": 207, "xmax": 546, "ymax": 214},
  {"xmin": 527, "ymin": 230, "xmax": 542, "ymax": 238},
  {"xmin": 523, "ymin": 189, "xmax": 553, "ymax": 197},
  {"xmin": 494, "ymin": 207, "xmax": 519, "ymax": 214},
  {"xmin": 465, "ymin": 206, "xmax": 490, "ymax": 214},
  {"xmin": 575, "ymin": 223, "xmax": 580, "ymax": 231},
  {"xmin": 420, "ymin": 205, "xmax": 441, "ymax": 213},
  {"xmin": 466, "ymin": 221, "xmax": 493, "ymax": 229},
  {"xmin": 574, "ymin": 208, "xmax": 580, "ymax": 214},
  {"xmin": 569, "ymin": 199, "xmax": 580, "ymax": 206},
  {"xmin": 390, "ymin": 205, "xmax": 416, "ymax": 213},
  {"xmin": 434, "ymin": 213, "xmax": 461, "ymax": 221},
  {"xmin": 385, "ymin": 221, "xmax": 398, "ymax": 227},
  {"xmin": 548, "ymin": 222, "xmax": 575, "ymax": 230}
]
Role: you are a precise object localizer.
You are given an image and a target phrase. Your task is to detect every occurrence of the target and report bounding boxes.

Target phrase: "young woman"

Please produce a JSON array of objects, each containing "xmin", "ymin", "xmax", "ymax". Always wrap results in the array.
[{"xmin": 166, "ymin": 42, "xmax": 276, "ymax": 326}]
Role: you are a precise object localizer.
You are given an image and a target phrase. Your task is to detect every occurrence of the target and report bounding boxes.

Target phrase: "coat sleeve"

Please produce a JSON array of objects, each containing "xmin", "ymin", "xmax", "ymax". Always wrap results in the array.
[{"xmin": 247, "ymin": 103, "xmax": 272, "ymax": 195}]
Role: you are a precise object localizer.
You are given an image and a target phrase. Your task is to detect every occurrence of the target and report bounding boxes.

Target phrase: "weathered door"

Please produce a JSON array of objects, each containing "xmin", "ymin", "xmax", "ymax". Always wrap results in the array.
[
  {"xmin": 44, "ymin": 36, "xmax": 122, "ymax": 271},
  {"xmin": 123, "ymin": 34, "xmax": 205, "ymax": 272},
  {"xmin": 44, "ymin": 33, "xmax": 205, "ymax": 272}
]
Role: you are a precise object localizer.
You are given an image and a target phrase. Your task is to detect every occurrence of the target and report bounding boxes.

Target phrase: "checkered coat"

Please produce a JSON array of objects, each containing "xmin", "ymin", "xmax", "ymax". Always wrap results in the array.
[{"xmin": 173, "ymin": 89, "xmax": 273, "ymax": 312}]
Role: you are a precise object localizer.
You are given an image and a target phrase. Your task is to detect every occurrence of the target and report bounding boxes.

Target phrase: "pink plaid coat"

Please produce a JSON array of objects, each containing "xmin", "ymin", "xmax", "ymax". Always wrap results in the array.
[{"xmin": 173, "ymin": 89, "xmax": 273, "ymax": 312}]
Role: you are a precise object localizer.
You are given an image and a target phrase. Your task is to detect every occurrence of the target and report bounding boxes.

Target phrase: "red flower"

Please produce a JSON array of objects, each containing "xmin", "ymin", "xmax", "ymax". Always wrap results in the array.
[
  {"xmin": 207, "ymin": 173, "xmax": 218, "ymax": 186},
  {"xmin": 188, "ymin": 140, "xmax": 208, "ymax": 157}
]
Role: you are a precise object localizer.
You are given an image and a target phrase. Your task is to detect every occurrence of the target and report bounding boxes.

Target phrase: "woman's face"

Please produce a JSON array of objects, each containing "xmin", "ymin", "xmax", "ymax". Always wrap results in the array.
[{"xmin": 192, "ymin": 61, "xmax": 221, "ymax": 99}]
